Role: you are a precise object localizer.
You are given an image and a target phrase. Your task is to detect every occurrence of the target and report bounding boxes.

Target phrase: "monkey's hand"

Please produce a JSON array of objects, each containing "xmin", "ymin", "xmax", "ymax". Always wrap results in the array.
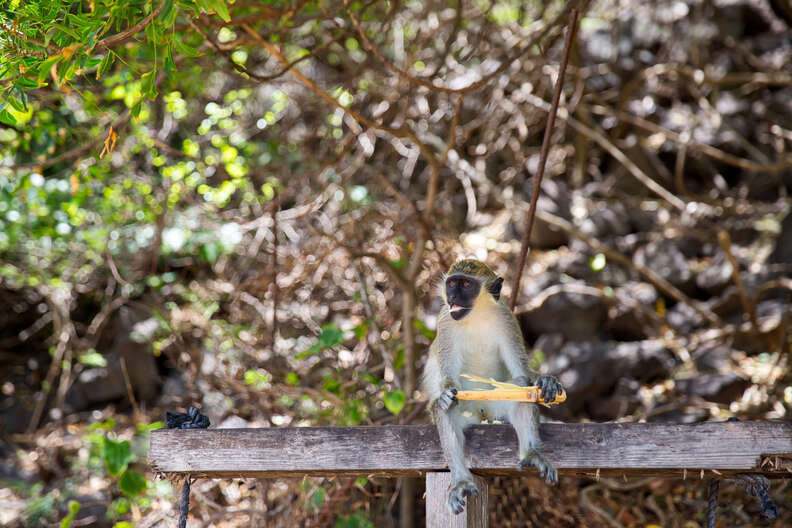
[
  {"xmin": 536, "ymin": 375, "xmax": 563, "ymax": 403},
  {"xmin": 448, "ymin": 479, "xmax": 478, "ymax": 514},
  {"xmin": 437, "ymin": 386, "xmax": 458, "ymax": 412}
]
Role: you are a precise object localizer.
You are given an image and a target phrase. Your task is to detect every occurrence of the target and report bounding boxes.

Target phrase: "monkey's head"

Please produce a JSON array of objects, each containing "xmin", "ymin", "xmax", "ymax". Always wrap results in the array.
[{"xmin": 442, "ymin": 259, "xmax": 504, "ymax": 321}]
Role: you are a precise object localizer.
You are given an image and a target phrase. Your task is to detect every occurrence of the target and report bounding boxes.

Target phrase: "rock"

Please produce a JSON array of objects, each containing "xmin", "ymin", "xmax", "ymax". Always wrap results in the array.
[
  {"xmin": 666, "ymin": 301, "xmax": 706, "ymax": 333},
  {"xmin": 693, "ymin": 345, "xmax": 731, "ymax": 372},
  {"xmin": 66, "ymin": 306, "xmax": 161, "ymax": 412},
  {"xmin": 547, "ymin": 339, "xmax": 676, "ymax": 416},
  {"xmin": 512, "ymin": 179, "xmax": 570, "ymax": 249},
  {"xmin": 768, "ymin": 212, "xmax": 792, "ymax": 265},
  {"xmin": 696, "ymin": 251, "xmax": 734, "ymax": 294},
  {"xmin": 579, "ymin": 202, "xmax": 632, "ymax": 239},
  {"xmin": 633, "ymin": 240, "xmax": 694, "ymax": 292},
  {"xmin": 519, "ymin": 283, "xmax": 607, "ymax": 341},
  {"xmin": 588, "ymin": 378, "xmax": 641, "ymax": 420},
  {"xmin": 675, "ymin": 374, "xmax": 750, "ymax": 404},
  {"xmin": 606, "ymin": 282, "xmax": 660, "ymax": 341}
]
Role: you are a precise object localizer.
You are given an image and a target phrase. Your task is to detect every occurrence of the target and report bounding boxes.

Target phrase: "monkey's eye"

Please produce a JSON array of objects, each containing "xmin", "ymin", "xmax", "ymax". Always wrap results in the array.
[
  {"xmin": 447, "ymin": 279, "xmax": 457, "ymax": 288},
  {"xmin": 462, "ymin": 280, "xmax": 470, "ymax": 288}
]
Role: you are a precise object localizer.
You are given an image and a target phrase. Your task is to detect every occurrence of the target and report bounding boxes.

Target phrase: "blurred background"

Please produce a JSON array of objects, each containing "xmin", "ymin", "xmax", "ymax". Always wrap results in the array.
[{"xmin": 1, "ymin": 0, "xmax": 791, "ymax": 526}]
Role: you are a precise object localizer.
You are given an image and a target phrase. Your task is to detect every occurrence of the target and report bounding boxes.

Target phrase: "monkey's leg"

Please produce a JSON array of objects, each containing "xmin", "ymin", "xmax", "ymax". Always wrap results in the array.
[
  {"xmin": 432, "ymin": 406, "xmax": 478, "ymax": 514},
  {"xmin": 508, "ymin": 402, "xmax": 558, "ymax": 484}
]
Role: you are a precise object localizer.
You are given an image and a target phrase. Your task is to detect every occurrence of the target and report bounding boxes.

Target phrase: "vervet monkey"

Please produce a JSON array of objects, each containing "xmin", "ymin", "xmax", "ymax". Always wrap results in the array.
[{"xmin": 421, "ymin": 259, "xmax": 563, "ymax": 514}]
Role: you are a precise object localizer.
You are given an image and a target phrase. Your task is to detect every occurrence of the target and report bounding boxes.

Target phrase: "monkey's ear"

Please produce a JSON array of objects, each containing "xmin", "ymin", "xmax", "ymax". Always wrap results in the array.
[{"xmin": 489, "ymin": 277, "xmax": 503, "ymax": 300}]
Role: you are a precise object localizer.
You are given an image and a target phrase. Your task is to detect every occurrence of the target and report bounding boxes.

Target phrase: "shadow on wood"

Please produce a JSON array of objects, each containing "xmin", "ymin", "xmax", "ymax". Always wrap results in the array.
[{"xmin": 149, "ymin": 422, "xmax": 792, "ymax": 480}]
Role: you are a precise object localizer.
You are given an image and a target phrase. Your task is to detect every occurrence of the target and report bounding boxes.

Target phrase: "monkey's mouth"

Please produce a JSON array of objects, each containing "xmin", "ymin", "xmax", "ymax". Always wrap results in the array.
[{"xmin": 448, "ymin": 303, "xmax": 472, "ymax": 320}]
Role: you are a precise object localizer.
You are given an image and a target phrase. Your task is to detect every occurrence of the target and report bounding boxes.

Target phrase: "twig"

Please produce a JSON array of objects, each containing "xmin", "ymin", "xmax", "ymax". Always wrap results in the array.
[
  {"xmin": 271, "ymin": 193, "xmax": 280, "ymax": 349},
  {"xmin": 510, "ymin": 6, "xmax": 579, "ymax": 310},
  {"xmin": 96, "ymin": 0, "xmax": 167, "ymax": 50},
  {"xmin": 717, "ymin": 230, "xmax": 757, "ymax": 332},
  {"xmin": 119, "ymin": 357, "xmax": 142, "ymax": 422}
]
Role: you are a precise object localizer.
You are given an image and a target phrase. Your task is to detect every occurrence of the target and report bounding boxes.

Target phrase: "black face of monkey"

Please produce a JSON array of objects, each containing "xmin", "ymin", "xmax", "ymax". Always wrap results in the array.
[{"xmin": 445, "ymin": 274, "xmax": 481, "ymax": 320}]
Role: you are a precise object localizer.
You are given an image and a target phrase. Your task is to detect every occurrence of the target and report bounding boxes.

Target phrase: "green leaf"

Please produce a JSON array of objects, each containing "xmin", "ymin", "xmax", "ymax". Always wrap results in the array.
[
  {"xmin": 318, "ymin": 324, "xmax": 344, "ymax": 348},
  {"xmin": 38, "ymin": 56, "xmax": 63, "ymax": 82},
  {"xmin": 285, "ymin": 372, "xmax": 299, "ymax": 386},
  {"xmin": 342, "ymin": 399, "xmax": 367, "ymax": 425},
  {"xmin": 53, "ymin": 23, "xmax": 82, "ymax": 41},
  {"xmin": 383, "ymin": 390, "xmax": 405, "ymax": 415},
  {"xmin": 199, "ymin": 241, "xmax": 221, "ymax": 262},
  {"xmin": 352, "ymin": 321, "xmax": 369, "ymax": 340},
  {"xmin": 113, "ymin": 522, "xmax": 134, "ymax": 528},
  {"xmin": 102, "ymin": 437, "xmax": 132, "ymax": 476},
  {"xmin": 96, "ymin": 53, "xmax": 114, "ymax": 79},
  {"xmin": 14, "ymin": 77, "xmax": 39, "ymax": 90},
  {"xmin": 210, "ymin": 0, "xmax": 231, "ymax": 22},
  {"xmin": 119, "ymin": 469, "xmax": 147, "ymax": 496},
  {"xmin": 140, "ymin": 71, "xmax": 158, "ymax": 100},
  {"xmin": 130, "ymin": 100, "xmax": 142, "ymax": 118},
  {"xmin": 195, "ymin": 0, "xmax": 230, "ymax": 22},
  {"xmin": 394, "ymin": 347, "xmax": 404, "ymax": 370},
  {"xmin": 173, "ymin": 37, "xmax": 200, "ymax": 57},
  {"xmin": 161, "ymin": 0, "xmax": 177, "ymax": 27},
  {"xmin": 60, "ymin": 500, "xmax": 80, "ymax": 528},
  {"xmin": 295, "ymin": 343, "xmax": 321, "ymax": 360},
  {"xmin": 309, "ymin": 488, "xmax": 325, "ymax": 511},
  {"xmin": 0, "ymin": 108, "xmax": 17, "ymax": 125},
  {"xmin": 413, "ymin": 318, "xmax": 435, "ymax": 340},
  {"xmin": 388, "ymin": 256, "xmax": 406, "ymax": 270},
  {"xmin": 7, "ymin": 96, "xmax": 25, "ymax": 112},
  {"xmin": 78, "ymin": 350, "xmax": 107, "ymax": 367}
]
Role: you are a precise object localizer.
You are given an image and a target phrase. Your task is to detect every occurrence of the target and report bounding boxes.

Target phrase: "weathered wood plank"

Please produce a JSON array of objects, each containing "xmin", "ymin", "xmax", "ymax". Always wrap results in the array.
[
  {"xmin": 426, "ymin": 473, "xmax": 488, "ymax": 528},
  {"xmin": 149, "ymin": 422, "xmax": 792, "ymax": 479}
]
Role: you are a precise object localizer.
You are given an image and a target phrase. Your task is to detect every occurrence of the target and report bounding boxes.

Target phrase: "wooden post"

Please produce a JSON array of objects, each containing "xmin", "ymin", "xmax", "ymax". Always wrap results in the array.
[{"xmin": 426, "ymin": 473, "xmax": 488, "ymax": 528}]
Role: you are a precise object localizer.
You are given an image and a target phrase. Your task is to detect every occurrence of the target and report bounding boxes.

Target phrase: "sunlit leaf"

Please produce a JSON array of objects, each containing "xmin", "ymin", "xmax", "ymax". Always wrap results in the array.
[{"xmin": 383, "ymin": 390, "xmax": 405, "ymax": 415}]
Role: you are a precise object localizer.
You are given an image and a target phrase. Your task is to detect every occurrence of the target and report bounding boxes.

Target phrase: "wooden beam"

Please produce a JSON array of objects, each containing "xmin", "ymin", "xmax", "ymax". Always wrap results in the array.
[
  {"xmin": 426, "ymin": 473, "xmax": 488, "ymax": 527},
  {"xmin": 149, "ymin": 422, "xmax": 792, "ymax": 480}
]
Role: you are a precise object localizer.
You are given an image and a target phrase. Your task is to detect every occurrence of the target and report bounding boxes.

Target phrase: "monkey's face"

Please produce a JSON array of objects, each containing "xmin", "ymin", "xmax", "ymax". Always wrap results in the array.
[{"xmin": 445, "ymin": 274, "xmax": 481, "ymax": 320}]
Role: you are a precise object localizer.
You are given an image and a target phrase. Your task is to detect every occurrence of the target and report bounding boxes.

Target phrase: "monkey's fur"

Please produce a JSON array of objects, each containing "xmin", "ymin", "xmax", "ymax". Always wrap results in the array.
[{"xmin": 421, "ymin": 259, "xmax": 563, "ymax": 514}]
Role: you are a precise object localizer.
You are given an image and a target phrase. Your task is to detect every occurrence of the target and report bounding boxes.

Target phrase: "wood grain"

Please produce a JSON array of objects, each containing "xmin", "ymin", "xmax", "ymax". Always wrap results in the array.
[
  {"xmin": 426, "ymin": 472, "xmax": 488, "ymax": 528},
  {"xmin": 149, "ymin": 422, "xmax": 792, "ymax": 479}
]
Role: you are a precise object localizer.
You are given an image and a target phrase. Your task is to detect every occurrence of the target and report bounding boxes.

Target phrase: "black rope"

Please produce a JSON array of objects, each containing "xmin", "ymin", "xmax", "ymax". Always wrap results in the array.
[
  {"xmin": 178, "ymin": 478, "xmax": 191, "ymax": 528},
  {"xmin": 706, "ymin": 478, "xmax": 719, "ymax": 528},
  {"xmin": 166, "ymin": 406, "xmax": 211, "ymax": 429},
  {"xmin": 167, "ymin": 406, "xmax": 210, "ymax": 528},
  {"xmin": 735, "ymin": 473, "xmax": 778, "ymax": 520}
]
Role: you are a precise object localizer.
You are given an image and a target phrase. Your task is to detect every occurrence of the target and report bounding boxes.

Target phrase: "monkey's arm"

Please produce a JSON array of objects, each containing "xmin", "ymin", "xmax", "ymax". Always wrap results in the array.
[
  {"xmin": 497, "ymin": 304, "xmax": 563, "ymax": 402},
  {"xmin": 423, "ymin": 331, "xmax": 461, "ymax": 412}
]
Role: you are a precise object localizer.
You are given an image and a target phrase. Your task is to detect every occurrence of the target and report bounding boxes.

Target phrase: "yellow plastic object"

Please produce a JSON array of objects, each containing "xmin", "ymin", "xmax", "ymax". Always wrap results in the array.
[{"xmin": 455, "ymin": 373, "xmax": 567, "ymax": 405}]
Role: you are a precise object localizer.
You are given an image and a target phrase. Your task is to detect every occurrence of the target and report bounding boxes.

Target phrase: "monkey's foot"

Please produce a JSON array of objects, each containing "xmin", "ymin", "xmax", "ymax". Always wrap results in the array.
[
  {"xmin": 447, "ymin": 479, "xmax": 478, "ymax": 514},
  {"xmin": 536, "ymin": 375, "xmax": 563, "ymax": 403},
  {"xmin": 519, "ymin": 450, "xmax": 558, "ymax": 484},
  {"xmin": 438, "ymin": 387, "xmax": 458, "ymax": 412}
]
